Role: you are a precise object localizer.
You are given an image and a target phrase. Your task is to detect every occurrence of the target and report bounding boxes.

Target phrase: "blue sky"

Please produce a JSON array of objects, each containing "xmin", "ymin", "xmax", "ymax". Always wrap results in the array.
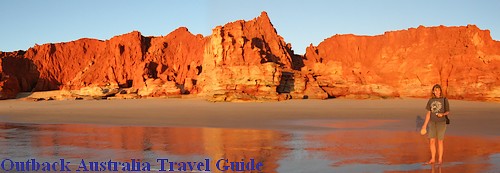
[{"xmin": 1, "ymin": 0, "xmax": 499, "ymax": 54}]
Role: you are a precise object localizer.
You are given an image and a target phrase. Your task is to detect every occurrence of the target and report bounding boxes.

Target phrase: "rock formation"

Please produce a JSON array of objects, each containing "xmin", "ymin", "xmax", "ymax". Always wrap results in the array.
[
  {"xmin": 1, "ymin": 12, "xmax": 499, "ymax": 101},
  {"xmin": 0, "ymin": 51, "xmax": 38, "ymax": 99},
  {"xmin": 197, "ymin": 12, "xmax": 296, "ymax": 101},
  {"xmin": 304, "ymin": 25, "xmax": 500, "ymax": 101},
  {"xmin": 1, "ymin": 27, "xmax": 206, "ymax": 100}
]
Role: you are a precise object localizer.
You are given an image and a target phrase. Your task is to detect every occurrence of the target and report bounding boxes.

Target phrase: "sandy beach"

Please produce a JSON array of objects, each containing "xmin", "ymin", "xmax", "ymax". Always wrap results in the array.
[
  {"xmin": 0, "ymin": 98, "xmax": 499, "ymax": 135},
  {"xmin": 0, "ymin": 98, "xmax": 499, "ymax": 173},
  {"xmin": 2, "ymin": 0, "xmax": 500, "ymax": 172}
]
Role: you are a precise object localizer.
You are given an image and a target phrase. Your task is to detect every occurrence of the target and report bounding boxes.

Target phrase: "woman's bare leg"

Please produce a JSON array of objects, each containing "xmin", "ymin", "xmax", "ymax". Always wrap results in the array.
[
  {"xmin": 428, "ymin": 138, "xmax": 436, "ymax": 163},
  {"xmin": 438, "ymin": 140, "xmax": 444, "ymax": 164}
]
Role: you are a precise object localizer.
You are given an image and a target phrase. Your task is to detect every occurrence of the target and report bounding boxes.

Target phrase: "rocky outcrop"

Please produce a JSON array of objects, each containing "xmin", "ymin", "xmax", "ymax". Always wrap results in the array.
[
  {"xmin": 1, "ymin": 12, "xmax": 499, "ymax": 101},
  {"xmin": 1, "ymin": 27, "xmax": 205, "ymax": 100},
  {"xmin": 142, "ymin": 27, "xmax": 206, "ymax": 96},
  {"xmin": 0, "ymin": 51, "xmax": 39, "ymax": 99},
  {"xmin": 197, "ymin": 12, "xmax": 300, "ymax": 101},
  {"xmin": 304, "ymin": 25, "xmax": 500, "ymax": 101}
]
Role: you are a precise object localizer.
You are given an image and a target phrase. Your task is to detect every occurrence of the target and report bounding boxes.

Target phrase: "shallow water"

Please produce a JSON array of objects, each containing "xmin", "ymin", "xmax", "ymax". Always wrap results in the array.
[{"xmin": 0, "ymin": 122, "xmax": 498, "ymax": 173}]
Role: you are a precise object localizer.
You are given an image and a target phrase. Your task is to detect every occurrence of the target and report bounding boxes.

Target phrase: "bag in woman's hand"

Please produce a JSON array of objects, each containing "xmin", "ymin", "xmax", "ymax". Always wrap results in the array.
[{"xmin": 445, "ymin": 115, "xmax": 450, "ymax": 124}]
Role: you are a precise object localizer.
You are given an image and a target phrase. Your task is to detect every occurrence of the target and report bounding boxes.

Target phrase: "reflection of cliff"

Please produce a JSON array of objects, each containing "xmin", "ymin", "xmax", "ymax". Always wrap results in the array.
[
  {"xmin": 307, "ymin": 130, "xmax": 500, "ymax": 172},
  {"xmin": 1, "ymin": 12, "xmax": 499, "ymax": 101},
  {"xmin": 2, "ymin": 123, "xmax": 288, "ymax": 173},
  {"xmin": 2, "ymin": 123, "xmax": 500, "ymax": 172},
  {"xmin": 200, "ymin": 128, "xmax": 289, "ymax": 173}
]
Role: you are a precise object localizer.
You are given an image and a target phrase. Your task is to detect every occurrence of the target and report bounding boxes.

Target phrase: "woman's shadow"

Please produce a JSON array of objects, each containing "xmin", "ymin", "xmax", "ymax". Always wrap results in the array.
[{"xmin": 416, "ymin": 115, "xmax": 425, "ymax": 131}]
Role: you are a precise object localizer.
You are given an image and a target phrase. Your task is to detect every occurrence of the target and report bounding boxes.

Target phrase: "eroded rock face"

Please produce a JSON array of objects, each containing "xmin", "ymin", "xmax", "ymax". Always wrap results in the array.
[
  {"xmin": 1, "ymin": 12, "xmax": 499, "ymax": 101},
  {"xmin": 1, "ymin": 28, "xmax": 206, "ymax": 99},
  {"xmin": 0, "ymin": 51, "xmax": 38, "ymax": 99},
  {"xmin": 197, "ymin": 12, "xmax": 297, "ymax": 101},
  {"xmin": 304, "ymin": 25, "xmax": 500, "ymax": 101},
  {"xmin": 143, "ymin": 27, "xmax": 206, "ymax": 95},
  {"xmin": 0, "ymin": 74, "xmax": 20, "ymax": 99}
]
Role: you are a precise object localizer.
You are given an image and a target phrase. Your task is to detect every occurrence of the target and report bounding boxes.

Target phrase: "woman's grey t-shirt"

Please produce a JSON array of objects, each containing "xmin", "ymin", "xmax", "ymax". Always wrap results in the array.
[{"xmin": 426, "ymin": 97, "xmax": 450, "ymax": 122}]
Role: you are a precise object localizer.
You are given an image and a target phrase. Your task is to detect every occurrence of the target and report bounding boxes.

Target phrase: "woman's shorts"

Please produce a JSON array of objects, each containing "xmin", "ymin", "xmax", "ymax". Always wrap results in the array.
[{"xmin": 428, "ymin": 121, "xmax": 447, "ymax": 140}]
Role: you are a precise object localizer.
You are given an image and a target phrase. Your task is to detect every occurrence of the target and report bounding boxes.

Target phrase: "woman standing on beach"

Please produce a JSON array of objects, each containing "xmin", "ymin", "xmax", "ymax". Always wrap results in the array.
[{"xmin": 420, "ymin": 84, "xmax": 450, "ymax": 165}]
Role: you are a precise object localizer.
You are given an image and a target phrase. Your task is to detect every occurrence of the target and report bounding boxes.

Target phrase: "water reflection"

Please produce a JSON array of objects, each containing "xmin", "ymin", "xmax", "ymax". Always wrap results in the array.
[
  {"xmin": 0, "ymin": 123, "xmax": 288, "ymax": 173},
  {"xmin": 0, "ymin": 122, "xmax": 499, "ymax": 173},
  {"xmin": 306, "ymin": 130, "xmax": 500, "ymax": 173}
]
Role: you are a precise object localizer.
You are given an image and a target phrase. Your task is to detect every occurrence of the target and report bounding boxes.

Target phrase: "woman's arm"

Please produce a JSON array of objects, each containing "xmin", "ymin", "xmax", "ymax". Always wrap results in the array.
[
  {"xmin": 437, "ymin": 111, "xmax": 450, "ymax": 117},
  {"xmin": 444, "ymin": 97, "xmax": 450, "ymax": 116},
  {"xmin": 422, "ymin": 111, "xmax": 431, "ymax": 130}
]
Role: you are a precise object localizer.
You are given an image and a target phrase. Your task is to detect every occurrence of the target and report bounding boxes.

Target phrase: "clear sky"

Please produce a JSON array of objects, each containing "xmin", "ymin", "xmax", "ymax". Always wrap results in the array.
[{"xmin": 1, "ymin": 0, "xmax": 499, "ymax": 54}]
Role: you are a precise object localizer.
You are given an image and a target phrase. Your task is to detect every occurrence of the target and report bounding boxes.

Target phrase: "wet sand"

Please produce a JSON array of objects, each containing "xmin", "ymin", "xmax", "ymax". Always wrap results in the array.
[
  {"xmin": 0, "ymin": 98, "xmax": 499, "ymax": 172},
  {"xmin": 0, "ymin": 98, "xmax": 499, "ymax": 134}
]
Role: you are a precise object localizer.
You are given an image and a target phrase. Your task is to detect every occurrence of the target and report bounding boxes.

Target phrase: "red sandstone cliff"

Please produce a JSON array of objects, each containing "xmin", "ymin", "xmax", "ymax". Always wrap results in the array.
[
  {"xmin": 1, "ymin": 27, "xmax": 205, "ymax": 99},
  {"xmin": 1, "ymin": 12, "xmax": 499, "ymax": 101},
  {"xmin": 197, "ymin": 11, "xmax": 298, "ymax": 101},
  {"xmin": 304, "ymin": 25, "xmax": 500, "ymax": 101}
]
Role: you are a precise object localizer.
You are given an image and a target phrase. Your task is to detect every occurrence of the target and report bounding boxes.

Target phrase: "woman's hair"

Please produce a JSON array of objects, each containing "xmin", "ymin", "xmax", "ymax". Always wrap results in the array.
[{"xmin": 431, "ymin": 84, "xmax": 443, "ymax": 98}]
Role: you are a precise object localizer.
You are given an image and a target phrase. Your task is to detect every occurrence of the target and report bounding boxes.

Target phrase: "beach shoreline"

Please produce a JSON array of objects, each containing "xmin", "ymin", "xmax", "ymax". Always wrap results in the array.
[
  {"xmin": 0, "ymin": 98, "xmax": 499, "ymax": 136},
  {"xmin": 1, "ymin": 98, "xmax": 499, "ymax": 173}
]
